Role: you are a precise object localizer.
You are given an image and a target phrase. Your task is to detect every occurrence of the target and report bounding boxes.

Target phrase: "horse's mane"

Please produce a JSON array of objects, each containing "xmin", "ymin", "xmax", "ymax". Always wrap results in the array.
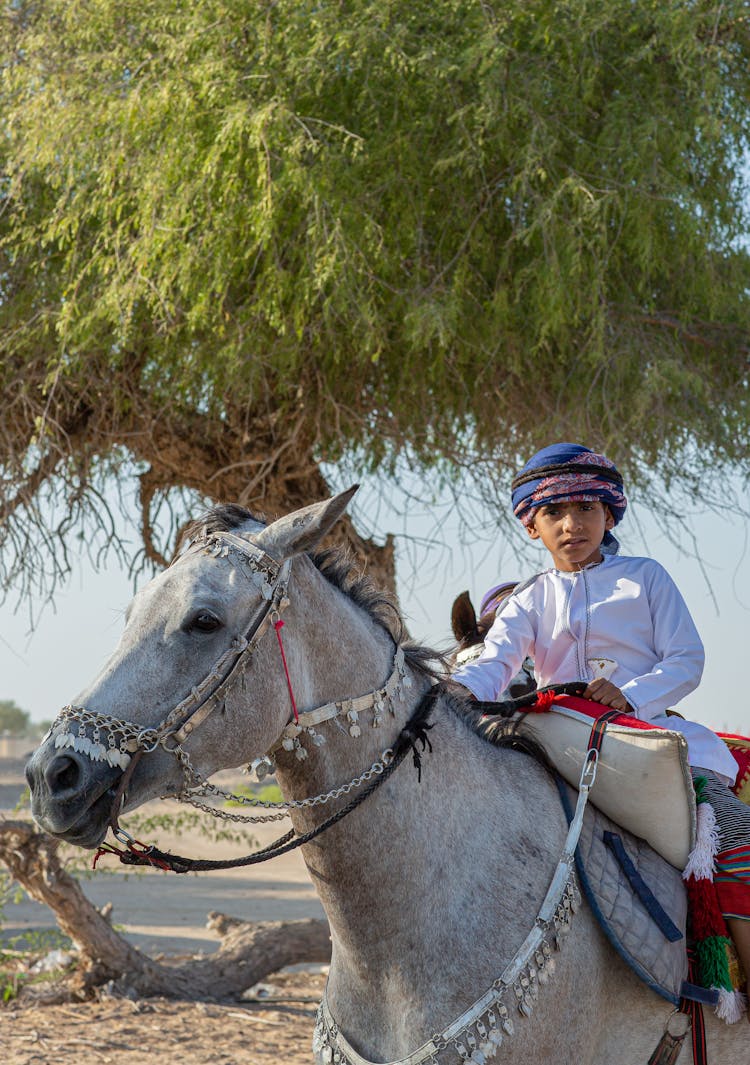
[
  {"xmin": 183, "ymin": 504, "xmax": 444, "ymax": 683},
  {"xmin": 441, "ymin": 685, "xmax": 556, "ymax": 770}
]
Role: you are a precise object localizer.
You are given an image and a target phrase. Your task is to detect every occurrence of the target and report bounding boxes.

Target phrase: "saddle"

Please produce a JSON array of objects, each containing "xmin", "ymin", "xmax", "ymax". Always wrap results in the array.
[
  {"xmin": 516, "ymin": 693, "xmax": 697, "ymax": 869},
  {"xmin": 524, "ymin": 697, "xmax": 750, "ymax": 1013},
  {"xmin": 475, "ymin": 689, "xmax": 750, "ymax": 1013}
]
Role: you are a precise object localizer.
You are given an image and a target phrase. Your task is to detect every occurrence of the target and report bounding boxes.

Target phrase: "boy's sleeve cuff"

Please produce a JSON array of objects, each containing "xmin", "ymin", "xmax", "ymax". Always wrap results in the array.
[{"xmin": 618, "ymin": 684, "xmax": 641, "ymax": 717}]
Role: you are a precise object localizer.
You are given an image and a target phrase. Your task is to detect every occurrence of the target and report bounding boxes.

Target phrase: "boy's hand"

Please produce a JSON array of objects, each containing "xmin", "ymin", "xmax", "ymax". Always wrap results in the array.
[{"xmin": 583, "ymin": 678, "xmax": 632, "ymax": 713}]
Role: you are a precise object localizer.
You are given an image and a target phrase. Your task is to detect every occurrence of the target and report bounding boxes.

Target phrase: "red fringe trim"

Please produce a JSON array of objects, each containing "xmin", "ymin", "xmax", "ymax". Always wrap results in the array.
[
  {"xmin": 532, "ymin": 689, "xmax": 557, "ymax": 712},
  {"xmin": 685, "ymin": 875, "xmax": 729, "ymax": 941}
]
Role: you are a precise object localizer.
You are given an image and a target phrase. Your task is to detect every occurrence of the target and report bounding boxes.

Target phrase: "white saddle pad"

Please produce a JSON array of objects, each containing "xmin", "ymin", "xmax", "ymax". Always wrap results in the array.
[{"xmin": 518, "ymin": 696, "xmax": 696, "ymax": 870}]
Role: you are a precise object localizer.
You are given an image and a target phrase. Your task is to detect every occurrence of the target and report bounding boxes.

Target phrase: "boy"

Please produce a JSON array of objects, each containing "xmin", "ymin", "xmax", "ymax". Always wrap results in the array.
[{"xmin": 452, "ymin": 442, "xmax": 750, "ymax": 1015}]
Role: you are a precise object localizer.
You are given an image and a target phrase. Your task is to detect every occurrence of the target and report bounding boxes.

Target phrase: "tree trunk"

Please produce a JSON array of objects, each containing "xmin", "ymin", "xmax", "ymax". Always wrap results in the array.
[
  {"xmin": 1, "ymin": 378, "xmax": 399, "ymax": 604},
  {"xmin": 129, "ymin": 403, "xmax": 398, "ymax": 597},
  {"xmin": 0, "ymin": 820, "xmax": 330, "ymax": 1001}
]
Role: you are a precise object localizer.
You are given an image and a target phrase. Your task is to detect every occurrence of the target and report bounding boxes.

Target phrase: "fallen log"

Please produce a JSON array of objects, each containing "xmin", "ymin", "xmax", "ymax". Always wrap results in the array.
[{"xmin": 0, "ymin": 819, "xmax": 331, "ymax": 1001}]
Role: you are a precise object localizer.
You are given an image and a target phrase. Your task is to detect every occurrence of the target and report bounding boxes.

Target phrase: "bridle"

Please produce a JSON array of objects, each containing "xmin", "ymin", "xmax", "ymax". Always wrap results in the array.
[
  {"xmin": 50, "ymin": 531, "xmax": 294, "ymax": 771},
  {"xmin": 46, "ymin": 527, "xmax": 427, "ymax": 871}
]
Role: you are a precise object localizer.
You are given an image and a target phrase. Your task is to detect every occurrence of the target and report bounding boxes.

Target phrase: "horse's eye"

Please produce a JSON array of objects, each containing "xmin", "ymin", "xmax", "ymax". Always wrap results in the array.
[{"xmin": 187, "ymin": 611, "xmax": 223, "ymax": 634}]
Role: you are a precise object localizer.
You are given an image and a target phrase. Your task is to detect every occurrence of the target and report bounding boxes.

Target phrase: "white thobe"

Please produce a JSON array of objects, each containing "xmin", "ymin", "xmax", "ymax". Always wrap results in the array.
[{"xmin": 452, "ymin": 554, "xmax": 737, "ymax": 783}]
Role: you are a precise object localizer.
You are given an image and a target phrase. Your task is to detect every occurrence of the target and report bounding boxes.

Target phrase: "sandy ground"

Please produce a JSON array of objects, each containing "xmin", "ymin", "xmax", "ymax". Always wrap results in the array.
[
  {"xmin": 3, "ymin": 972, "xmax": 327, "ymax": 1065},
  {"xmin": 0, "ymin": 760, "xmax": 329, "ymax": 1064}
]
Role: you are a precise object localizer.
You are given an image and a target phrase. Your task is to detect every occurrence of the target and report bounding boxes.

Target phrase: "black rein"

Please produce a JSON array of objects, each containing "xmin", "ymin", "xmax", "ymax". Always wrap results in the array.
[{"xmin": 97, "ymin": 687, "xmax": 439, "ymax": 874}]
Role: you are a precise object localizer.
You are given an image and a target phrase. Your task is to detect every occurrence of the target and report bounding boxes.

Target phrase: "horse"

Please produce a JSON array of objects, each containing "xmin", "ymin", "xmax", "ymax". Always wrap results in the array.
[
  {"xmin": 450, "ymin": 589, "xmax": 535, "ymax": 698},
  {"xmin": 25, "ymin": 489, "xmax": 743, "ymax": 1064}
]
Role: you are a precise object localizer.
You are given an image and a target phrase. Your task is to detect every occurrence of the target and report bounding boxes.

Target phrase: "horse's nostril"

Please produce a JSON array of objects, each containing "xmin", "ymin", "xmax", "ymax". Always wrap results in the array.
[{"xmin": 44, "ymin": 753, "xmax": 83, "ymax": 797}]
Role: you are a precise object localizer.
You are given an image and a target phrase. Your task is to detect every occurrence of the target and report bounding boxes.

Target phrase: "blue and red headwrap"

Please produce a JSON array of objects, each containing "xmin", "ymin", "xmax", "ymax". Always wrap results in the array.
[{"xmin": 511, "ymin": 443, "xmax": 627, "ymax": 549}]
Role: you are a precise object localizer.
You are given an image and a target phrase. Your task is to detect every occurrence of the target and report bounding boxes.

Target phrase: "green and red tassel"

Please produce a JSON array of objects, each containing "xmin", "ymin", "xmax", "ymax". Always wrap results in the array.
[{"xmin": 682, "ymin": 776, "xmax": 747, "ymax": 1023}]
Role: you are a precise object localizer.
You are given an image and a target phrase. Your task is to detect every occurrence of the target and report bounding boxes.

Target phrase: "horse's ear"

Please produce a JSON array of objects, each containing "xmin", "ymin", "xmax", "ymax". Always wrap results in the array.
[
  {"xmin": 253, "ymin": 485, "xmax": 359, "ymax": 560},
  {"xmin": 451, "ymin": 590, "xmax": 478, "ymax": 643}
]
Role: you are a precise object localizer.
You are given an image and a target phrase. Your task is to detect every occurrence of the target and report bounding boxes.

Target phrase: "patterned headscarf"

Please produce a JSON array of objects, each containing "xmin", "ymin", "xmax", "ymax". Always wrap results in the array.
[{"xmin": 511, "ymin": 443, "xmax": 627, "ymax": 549}]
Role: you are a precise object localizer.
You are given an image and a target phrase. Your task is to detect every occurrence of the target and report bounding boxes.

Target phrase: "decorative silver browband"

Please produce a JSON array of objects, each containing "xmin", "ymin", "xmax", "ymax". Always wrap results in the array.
[
  {"xmin": 256, "ymin": 645, "xmax": 412, "ymax": 774},
  {"xmin": 312, "ymin": 751, "xmax": 599, "ymax": 1065}
]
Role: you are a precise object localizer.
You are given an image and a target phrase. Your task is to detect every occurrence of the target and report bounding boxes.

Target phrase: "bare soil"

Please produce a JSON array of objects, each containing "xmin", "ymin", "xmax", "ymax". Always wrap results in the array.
[{"xmin": 2, "ymin": 970, "xmax": 326, "ymax": 1064}]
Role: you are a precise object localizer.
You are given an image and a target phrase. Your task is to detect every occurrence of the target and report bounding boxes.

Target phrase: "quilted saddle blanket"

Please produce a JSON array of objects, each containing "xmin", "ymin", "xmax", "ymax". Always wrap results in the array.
[{"xmin": 559, "ymin": 783, "xmax": 689, "ymax": 1005}]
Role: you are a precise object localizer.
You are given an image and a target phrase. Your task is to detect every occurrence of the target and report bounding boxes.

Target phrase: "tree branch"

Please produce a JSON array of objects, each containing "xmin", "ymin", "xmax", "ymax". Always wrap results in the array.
[{"xmin": 0, "ymin": 820, "xmax": 331, "ymax": 1002}]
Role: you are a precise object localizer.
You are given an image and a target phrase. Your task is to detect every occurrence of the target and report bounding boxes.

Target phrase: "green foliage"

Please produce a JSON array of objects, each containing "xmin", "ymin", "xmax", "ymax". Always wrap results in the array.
[
  {"xmin": 0, "ymin": 927, "xmax": 72, "ymax": 1003},
  {"xmin": 0, "ymin": 0, "xmax": 748, "ymax": 585},
  {"xmin": 0, "ymin": 701, "xmax": 32, "ymax": 737},
  {"xmin": 0, "ymin": 868, "xmax": 65, "ymax": 1004},
  {"xmin": 0, "ymin": 869, "xmax": 25, "ymax": 921},
  {"xmin": 226, "ymin": 783, "xmax": 284, "ymax": 808}
]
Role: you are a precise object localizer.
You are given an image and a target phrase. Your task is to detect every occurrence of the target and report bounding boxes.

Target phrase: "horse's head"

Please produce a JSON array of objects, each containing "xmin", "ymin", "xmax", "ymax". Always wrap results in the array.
[
  {"xmin": 25, "ymin": 487, "xmax": 359, "ymax": 848},
  {"xmin": 449, "ymin": 590, "xmax": 496, "ymax": 666}
]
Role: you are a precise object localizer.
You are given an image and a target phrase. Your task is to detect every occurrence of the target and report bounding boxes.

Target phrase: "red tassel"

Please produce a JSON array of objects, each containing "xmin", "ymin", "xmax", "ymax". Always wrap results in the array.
[
  {"xmin": 532, "ymin": 689, "xmax": 557, "ymax": 712},
  {"xmin": 685, "ymin": 875, "xmax": 729, "ymax": 941}
]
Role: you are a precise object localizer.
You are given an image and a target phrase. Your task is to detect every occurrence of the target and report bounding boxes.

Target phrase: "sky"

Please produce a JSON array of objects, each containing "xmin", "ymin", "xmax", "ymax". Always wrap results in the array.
[{"xmin": 0, "ymin": 480, "xmax": 748, "ymax": 735}]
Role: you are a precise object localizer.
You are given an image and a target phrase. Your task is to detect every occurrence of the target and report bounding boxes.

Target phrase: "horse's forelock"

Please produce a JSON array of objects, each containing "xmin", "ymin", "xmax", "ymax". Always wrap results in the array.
[{"xmin": 183, "ymin": 503, "xmax": 267, "ymax": 544}]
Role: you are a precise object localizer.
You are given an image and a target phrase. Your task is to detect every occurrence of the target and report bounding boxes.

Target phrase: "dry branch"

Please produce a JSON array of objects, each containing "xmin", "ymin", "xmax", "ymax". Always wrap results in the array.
[{"xmin": 0, "ymin": 819, "xmax": 330, "ymax": 1002}]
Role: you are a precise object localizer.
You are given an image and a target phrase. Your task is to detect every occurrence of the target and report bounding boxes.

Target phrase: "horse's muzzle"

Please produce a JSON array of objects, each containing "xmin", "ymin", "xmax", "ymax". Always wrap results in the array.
[{"xmin": 25, "ymin": 739, "xmax": 119, "ymax": 846}]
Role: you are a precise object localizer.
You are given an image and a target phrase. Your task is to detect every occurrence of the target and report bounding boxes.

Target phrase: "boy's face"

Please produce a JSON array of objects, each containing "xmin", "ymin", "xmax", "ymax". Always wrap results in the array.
[{"xmin": 525, "ymin": 500, "xmax": 615, "ymax": 571}]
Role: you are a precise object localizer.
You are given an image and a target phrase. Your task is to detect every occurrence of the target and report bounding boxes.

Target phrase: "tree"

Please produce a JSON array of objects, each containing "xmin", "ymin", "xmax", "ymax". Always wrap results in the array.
[
  {"xmin": 0, "ymin": 0, "xmax": 748, "ymax": 599},
  {"xmin": 0, "ymin": 700, "xmax": 32, "ymax": 737}
]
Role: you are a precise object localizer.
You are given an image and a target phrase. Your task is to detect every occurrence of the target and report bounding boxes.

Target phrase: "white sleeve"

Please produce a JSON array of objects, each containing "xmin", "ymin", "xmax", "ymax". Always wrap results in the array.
[
  {"xmin": 452, "ymin": 597, "xmax": 535, "ymax": 702},
  {"xmin": 619, "ymin": 564, "xmax": 704, "ymax": 720}
]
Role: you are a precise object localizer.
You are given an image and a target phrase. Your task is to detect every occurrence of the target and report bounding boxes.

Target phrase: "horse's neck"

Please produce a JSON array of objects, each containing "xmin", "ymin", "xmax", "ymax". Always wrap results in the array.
[
  {"xmin": 278, "ymin": 560, "xmax": 397, "ymax": 714},
  {"xmin": 277, "ymin": 680, "xmax": 567, "ymax": 1040},
  {"xmin": 268, "ymin": 571, "xmax": 572, "ymax": 1053}
]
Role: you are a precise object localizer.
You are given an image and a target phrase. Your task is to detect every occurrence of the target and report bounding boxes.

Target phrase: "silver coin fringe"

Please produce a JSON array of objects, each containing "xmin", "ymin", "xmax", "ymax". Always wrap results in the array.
[
  {"xmin": 255, "ymin": 645, "xmax": 412, "ymax": 777},
  {"xmin": 46, "ymin": 706, "xmax": 153, "ymax": 770},
  {"xmin": 312, "ymin": 879, "xmax": 580, "ymax": 1065}
]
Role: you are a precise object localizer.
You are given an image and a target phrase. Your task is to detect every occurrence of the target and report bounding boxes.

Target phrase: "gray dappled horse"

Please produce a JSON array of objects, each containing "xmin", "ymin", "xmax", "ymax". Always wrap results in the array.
[{"xmin": 26, "ymin": 491, "xmax": 742, "ymax": 1064}]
